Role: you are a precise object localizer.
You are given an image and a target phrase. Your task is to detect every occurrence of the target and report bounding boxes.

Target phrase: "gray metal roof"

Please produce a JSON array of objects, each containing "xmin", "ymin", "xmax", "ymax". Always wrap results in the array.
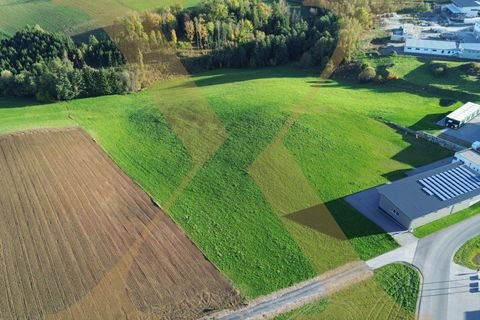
[
  {"xmin": 377, "ymin": 162, "xmax": 480, "ymax": 220},
  {"xmin": 453, "ymin": 0, "xmax": 480, "ymax": 7},
  {"xmin": 405, "ymin": 39, "xmax": 458, "ymax": 50}
]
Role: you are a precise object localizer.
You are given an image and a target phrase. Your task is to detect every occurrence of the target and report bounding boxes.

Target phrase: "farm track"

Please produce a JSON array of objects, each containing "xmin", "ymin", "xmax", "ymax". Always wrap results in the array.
[{"xmin": 0, "ymin": 128, "xmax": 240, "ymax": 320}]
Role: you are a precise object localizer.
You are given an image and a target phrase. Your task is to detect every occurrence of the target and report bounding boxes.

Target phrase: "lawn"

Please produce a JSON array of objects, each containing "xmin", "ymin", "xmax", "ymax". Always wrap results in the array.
[
  {"xmin": 275, "ymin": 263, "xmax": 419, "ymax": 320},
  {"xmin": 0, "ymin": 0, "xmax": 95, "ymax": 38},
  {"xmin": 0, "ymin": 0, "xmax": 200, "ymax": 39},
  {"xmin": 413, "ymin": 202, "xmax": 480, "ymax": 238},
  {"xmin": 118, "ymin": 0, "xmax": 200, "ymax": 10},
  {"xmin": 365, "ymin": 55, "xmax": 480, "ymax": 98},
  {"xmin": 454, "ymin": 236, "xmax": 480, "ymax": 270},
  {"xmin": 0, "ymin": 66, "xmax": 454, "ymax": 297}
]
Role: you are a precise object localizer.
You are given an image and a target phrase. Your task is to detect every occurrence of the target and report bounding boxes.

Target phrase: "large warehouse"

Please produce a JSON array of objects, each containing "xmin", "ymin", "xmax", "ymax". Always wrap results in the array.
[
  {"xmin": 377, "ymin": 144, "xmax": 480, "ymax": 229},
  {"xmin": 404, "ymin": 39, "xmax": 480, "ymax": 60}
]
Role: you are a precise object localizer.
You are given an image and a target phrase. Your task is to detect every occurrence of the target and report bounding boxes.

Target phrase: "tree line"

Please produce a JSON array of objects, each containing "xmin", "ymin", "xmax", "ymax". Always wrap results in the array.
[
  {"xmin": 109, "ymin": 0, "xmax": 342, "ymax": 72},
  {"xmin": 0, "ymin": 25, "xmax": 135, "ymax": 102}
]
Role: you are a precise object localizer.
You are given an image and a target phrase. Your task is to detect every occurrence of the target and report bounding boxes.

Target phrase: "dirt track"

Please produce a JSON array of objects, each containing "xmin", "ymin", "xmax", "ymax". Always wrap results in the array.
[{"xmin": 0, "ymin": 128, "xmax": 239, "ymax": 320}]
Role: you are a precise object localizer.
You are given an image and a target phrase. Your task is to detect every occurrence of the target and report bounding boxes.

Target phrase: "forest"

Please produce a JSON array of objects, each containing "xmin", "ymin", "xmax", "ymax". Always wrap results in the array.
[
  {"xmin": 0, "ymin": 25, "xmax": 134, "ymax": 102},
  {"xmin": 110, "ymin": 0, "xmax": 341, "ymax": 72}
]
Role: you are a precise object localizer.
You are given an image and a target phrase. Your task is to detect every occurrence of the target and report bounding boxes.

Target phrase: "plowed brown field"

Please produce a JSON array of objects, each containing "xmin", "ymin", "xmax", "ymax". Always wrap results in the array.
[{"xmin": 0, "ymin": 128, "xmax": 240, "ymax": 320}]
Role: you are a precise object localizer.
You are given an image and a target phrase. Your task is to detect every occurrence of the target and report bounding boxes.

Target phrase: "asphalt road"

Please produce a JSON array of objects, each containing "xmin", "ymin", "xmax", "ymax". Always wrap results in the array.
[
  {"xmin": 215, "ymin": 263, "xmax": 371, "ymax": 320},
  {"xmin": 414, "ymin": 213, "xmax": 480, "ymax": 320}
]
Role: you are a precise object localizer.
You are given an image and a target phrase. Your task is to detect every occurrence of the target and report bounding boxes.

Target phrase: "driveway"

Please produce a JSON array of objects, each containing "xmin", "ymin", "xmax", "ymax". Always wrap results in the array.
[{"xmin": 437, "ymin": 117, "xmax": 480, "ymax": 146}]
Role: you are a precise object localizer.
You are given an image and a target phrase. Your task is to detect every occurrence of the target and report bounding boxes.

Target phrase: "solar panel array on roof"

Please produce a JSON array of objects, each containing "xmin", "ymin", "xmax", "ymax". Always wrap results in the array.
[{"xmin": 418, "ymin": 165, "xmax": 480, "ymax": 201}]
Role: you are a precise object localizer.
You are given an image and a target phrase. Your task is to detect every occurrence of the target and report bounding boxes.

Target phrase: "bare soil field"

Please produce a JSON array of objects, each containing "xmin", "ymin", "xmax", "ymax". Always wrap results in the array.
[{"xmin": 0, "ymin": 128, "xmax": 240, "ymax": 320}]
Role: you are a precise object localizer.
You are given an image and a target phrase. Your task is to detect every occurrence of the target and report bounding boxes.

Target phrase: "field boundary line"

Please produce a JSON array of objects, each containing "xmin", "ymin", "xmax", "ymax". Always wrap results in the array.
[{"xmin": 205, "ymin": 261, "xmax": 372, "ymax": 320}]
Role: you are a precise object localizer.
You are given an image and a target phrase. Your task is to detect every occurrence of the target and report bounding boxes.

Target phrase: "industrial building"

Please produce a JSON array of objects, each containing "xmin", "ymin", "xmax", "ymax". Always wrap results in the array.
[
  {"xmin": 445, "ymin": 102, "xmax": 480, "ymax": 129},
  {"xmin": 404, "ymin": 39, "xmax": 480, "ymax": 60},
  {"xmin": 391, "ymin": 24, "xmax": 417, "ymax": 42},
  {"xmin": 444, "ymin": 0, "xmax": 480, "ymax": 18},
  {"xmin": 378, "ymin": 143, "xmax": 480, "ymax": 229}
]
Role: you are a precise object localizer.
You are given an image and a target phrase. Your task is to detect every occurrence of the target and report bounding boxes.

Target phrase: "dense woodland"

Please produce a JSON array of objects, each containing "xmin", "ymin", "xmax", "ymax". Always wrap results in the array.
[
  {"xmin": 110, "ymin": 0, "xmax": 342, "ymax": 71},
  {"xmin": 0, "ymin": 25, "xmax": 134, "ymax": 102}
]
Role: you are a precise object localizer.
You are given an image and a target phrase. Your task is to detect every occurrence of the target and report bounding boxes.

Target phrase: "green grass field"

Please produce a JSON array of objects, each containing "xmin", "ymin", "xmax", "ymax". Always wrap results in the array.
[
  {"xmin": 413, "ymin": 202, "xmax": 480, "ymax": 238},
  {"xmin": 0, "ymin": 0, "xmax": 95, "ymax": 38},
  {"xmin": 0, "ymin": 0, "xmax": 200, "ymax": 39},
  {"xmin": 0, "ymin": 66, "xmax": 454, "ymax": 297},
  {"xmin": 365, "ymin": 55, "xmax": 480, "ymax": 98},
  {"xmin": 454, "ymin": 236, "xmax": 480, "ymax": 270},
  {"xmin": 275, "ymin": 263, "xmax": 419, "ymax": 320}
]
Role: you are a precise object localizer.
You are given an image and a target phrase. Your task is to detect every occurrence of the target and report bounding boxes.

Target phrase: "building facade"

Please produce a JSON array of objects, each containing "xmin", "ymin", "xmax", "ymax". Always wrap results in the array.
[
  {"xmin": 378, "ymin": 143, "xmax": 480, "ymax": 230},
  {"xmin": 404, "ymin": 39, "xmax": 480, "ymax": 60}
]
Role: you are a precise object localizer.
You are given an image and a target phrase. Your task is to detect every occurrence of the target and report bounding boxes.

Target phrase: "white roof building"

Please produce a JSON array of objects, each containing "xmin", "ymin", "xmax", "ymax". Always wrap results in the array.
[
  {"xmin": 404, "ymin": 39, "xmax": 480, "ymax": 60},
  {"xmin": 447, "ymin": 102, "xmax": 480, "ymax": 122}
]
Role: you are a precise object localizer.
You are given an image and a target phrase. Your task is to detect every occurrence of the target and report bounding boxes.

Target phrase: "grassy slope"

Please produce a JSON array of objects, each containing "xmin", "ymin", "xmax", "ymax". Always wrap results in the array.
[
  {"xmin": 0, "ymin": 0, "xmax": 94, "ymax": 38},
  {"xmin": 0, "ymin": 0, "xmax": 200, "ymax": 39},
  {"xmin": 366, "ymin": 55, "xmax": 480, "ymax": 97},
  {"xmin": 275, "ymin": 263, "xmax": 419, "ymax": 320},
  {"xmin": 413, "ymin": 202, "xmax": 480, "ymax": 238},
  {"xmin": 117, "ymin": 0, "xmax": 200, "ymax": 10},
  {"xmin": 454, "ymin": 236, "xmax": 480, "ymax": 270},
  {"xmin": 0, "ymin": 67, "xmax": 454, "ymax": 297}
]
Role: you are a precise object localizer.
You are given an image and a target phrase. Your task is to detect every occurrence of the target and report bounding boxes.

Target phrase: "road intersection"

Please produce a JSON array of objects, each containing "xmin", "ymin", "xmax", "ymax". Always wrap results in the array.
[{"xmin": 367, "ymin": 213, "xmax": 480, "ymax": 320}]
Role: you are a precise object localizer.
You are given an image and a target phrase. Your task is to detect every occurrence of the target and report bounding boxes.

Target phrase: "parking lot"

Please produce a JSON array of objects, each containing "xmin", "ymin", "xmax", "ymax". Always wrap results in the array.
[
  {"xmin": 437, "ymin": 116, "xmax": 480, "ymax": 145},
  {"xmin": 381, "ymin": 11, "xmax": 480, "ymax": 50}
]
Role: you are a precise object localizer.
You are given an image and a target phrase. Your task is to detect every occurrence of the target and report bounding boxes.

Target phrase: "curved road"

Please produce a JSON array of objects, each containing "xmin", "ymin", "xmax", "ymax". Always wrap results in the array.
[
  {"xmin": 368, "ymin": 213, "xmax": 480, "ymax": 320},
  {"xmin": 414, "ymin": 214, "xmax": 480, "ymax": 320}
]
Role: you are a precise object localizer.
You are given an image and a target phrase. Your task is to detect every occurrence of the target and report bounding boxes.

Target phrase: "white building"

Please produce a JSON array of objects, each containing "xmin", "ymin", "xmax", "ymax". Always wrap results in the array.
[
  {"xmin": 445, "ymin": 0, "xmax": 480, "ymax": 18},
  {"xmin": 391, "ymin": 24, "xmax": 417, "ymax": 42},
  {"xmin": 474, "ymin": 22, "xmax": 480, "ymax": 39},
  {"xmin": 404, "ymin": 39, "xmax": 460, "ymax": 57},
  {"xmin": 453, "ymin": 141, "xmax": 480, "ymax": 172},
  {"xmin": 404, "ymin": 39, "xmax": 480, "ymax": 60},
  {"xmin": 445, "ymin": 102, "xmax": 480, "ymax": 128}
]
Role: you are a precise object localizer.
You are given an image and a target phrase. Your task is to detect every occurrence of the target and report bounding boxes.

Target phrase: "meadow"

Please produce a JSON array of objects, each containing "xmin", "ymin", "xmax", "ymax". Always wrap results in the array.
[
  {"xmin": 0, "ymin": 66, "xmax": 455, "ymax": 298},
  {"xmin": 0, "ymin": 0, "xmax": 200, "ymax": 39},
  {"xmin": 0, "ymin": 0, "xmax": 94, "ymax": 38},
  {"xmin": 365, "ymin": 55, "xmax": 480, "ymax": 98}
]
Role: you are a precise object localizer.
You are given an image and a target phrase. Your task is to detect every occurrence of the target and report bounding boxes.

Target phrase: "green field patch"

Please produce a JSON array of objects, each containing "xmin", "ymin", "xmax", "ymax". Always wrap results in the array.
[
  {"xmin": 374, "ymin": 263, "xmax": 420, "ymax": 313},
  {"xmin": 365, "ymin": 56, "xmax": 480, "ymax": 99},
  {"xmin": 0, "ymin": 0, "xmax": 94, "ymax": 37},
  {"xmin": 454, "ymin": 236, "xmax": 480, "ymax": 270},
  {"xmin": 413, "ymin": 202, "xmax": 480, "ymax": 238}
]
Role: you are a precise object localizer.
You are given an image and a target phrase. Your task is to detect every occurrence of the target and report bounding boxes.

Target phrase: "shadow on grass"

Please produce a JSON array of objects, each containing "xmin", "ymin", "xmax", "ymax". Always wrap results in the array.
[
  {"xmin": 0, "ymin": 97, "xmax": 45, "ymax": 109},
  {"xmin": 174, "ymin": 66, "xmax": 326, "ymax": 89},
  {"xmin": 408, "ymin": 113, "xmax": 449, "ymax": 131},
  {"xmin": 284, "ymin": 198, "xmax": 399, "ymax": 260},
  {"xmin": 285, "ymin": 198, "xmax": 390, "ymax": 240}
]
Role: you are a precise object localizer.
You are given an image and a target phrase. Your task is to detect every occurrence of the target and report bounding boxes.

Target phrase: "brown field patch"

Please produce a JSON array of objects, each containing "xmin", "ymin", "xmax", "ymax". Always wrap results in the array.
[{"xmin": 0, "ymin": 128, "xmax": 239, "ymax": 320}]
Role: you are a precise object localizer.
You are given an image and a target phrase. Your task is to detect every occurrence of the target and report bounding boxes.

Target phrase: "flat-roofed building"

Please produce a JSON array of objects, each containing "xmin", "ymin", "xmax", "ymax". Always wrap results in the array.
[
  {"xmin": 445, "ymin": 102, "xmax": 480, "ymax": 129},
  {"xmin": 378, "ymin": 142, "xmax": 480, "ymax": 229},
  {"xmin": 404, "ymin": 39, "xmax": 480, "ymax": 60},
  {"xmin": 444, "ymin": 0, "xmax": 480, "ymax": 17},
  {"xmin": 404, "ymin": 39, "xmax": 460, "ymax": 57}
]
